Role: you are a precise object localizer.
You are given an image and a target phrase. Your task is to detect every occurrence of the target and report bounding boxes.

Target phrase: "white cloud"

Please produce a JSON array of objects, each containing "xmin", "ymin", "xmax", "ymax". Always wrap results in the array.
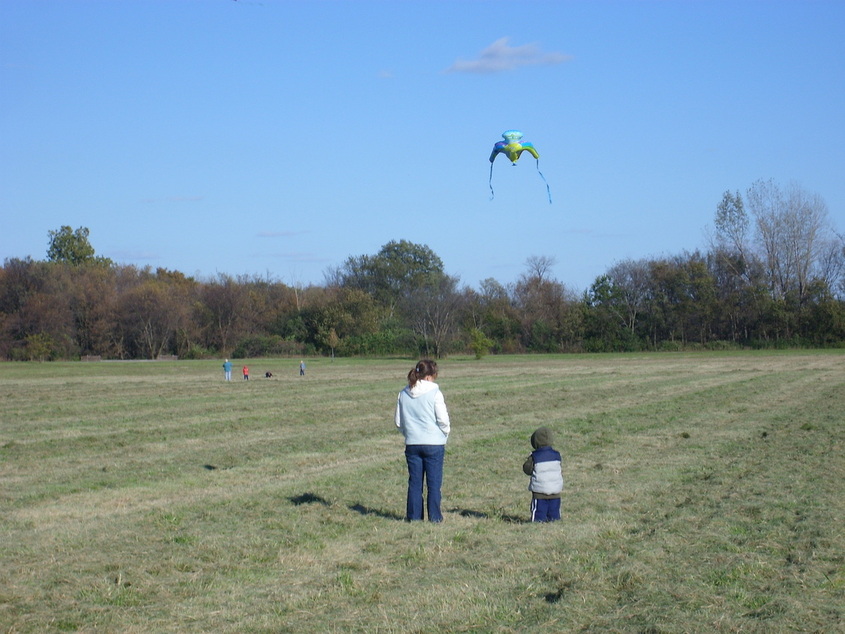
[{"xmin": 445, "ymin": 37, "xmax": 572, "ymax": 74}]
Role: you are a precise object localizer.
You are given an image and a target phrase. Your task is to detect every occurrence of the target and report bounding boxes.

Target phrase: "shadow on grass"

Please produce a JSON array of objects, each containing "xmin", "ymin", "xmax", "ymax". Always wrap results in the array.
[
  {"xmin": 290, "ymin": 492, "xmax": 332, "ymax": 506},
  {"xmin": 349, "ymin": 504, "xmax": 404, "ymax": 521},
  {"xmin": 449, "ymin": 508, "xmax": 526, "ymax": 524},
  {"xmin": 289, "ymin": 495, "xmax": 404, "ymax": 520},
  {"xmin": 288, "ymin": 494, "xmax": 526, "ymax": 524},
  {"xmin": 347, "ymin": 505, "xmax": 525, "ymax": 523}
]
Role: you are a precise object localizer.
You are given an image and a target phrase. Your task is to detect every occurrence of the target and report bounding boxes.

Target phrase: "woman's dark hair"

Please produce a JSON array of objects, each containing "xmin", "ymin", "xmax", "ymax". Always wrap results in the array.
[{"xmin": 408, "ymin": 359, "xmax": 438, "ymax": 388}]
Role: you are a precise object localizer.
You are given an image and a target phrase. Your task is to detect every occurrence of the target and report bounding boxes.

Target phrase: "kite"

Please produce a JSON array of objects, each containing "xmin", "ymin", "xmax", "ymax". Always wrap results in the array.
[{"xmin": 488, "ymin": 129, "xmax": 552, "ymax": 204}]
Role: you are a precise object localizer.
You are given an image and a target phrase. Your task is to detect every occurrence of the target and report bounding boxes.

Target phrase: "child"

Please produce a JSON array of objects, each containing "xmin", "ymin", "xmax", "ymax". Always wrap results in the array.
[{"xmin": 522, "ymin": 427, "xmax": 563, "ymax": 522}]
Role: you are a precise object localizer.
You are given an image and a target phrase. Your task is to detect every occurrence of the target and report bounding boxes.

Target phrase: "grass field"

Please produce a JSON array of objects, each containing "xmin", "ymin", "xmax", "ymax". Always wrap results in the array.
[{"xmin": 1, "ymin": 352, "xmax": 843, "ymax": 633}]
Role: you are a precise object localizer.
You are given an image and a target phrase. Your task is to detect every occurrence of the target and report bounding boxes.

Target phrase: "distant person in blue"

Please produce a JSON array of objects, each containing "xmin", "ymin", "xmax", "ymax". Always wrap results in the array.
[
  {"xmin": 394, "ymin": 359, "xmax": 451, "ymax": 522},
  {"xmin": 522, "ymin": 427, "xmax": 563, "ymax": 522},
  {"xmin": 222, "ymin": 358, "xmax": 232, "ymax": 382},
  {"xmin": 299, "ymin": 360, "xmax": 306, "ymax": 376}
]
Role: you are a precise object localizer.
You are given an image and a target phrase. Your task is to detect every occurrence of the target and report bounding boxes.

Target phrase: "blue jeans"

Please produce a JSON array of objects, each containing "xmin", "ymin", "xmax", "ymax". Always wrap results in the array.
[{"xmin": 405, "ymin": 445, "xmax": 445, "ymax": 522}]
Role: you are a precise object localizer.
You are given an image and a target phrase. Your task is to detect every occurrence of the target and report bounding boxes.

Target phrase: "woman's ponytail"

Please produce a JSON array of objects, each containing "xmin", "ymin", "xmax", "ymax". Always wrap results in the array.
[{"xmin": 407, "ymin": 359, "xmax": 438, "ymax": 388}]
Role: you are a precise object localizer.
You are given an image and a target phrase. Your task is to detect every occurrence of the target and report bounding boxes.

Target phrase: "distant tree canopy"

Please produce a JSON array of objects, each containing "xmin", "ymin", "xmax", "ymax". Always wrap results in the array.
[
  {"xmin": 1, "ymin": 186, "xmax": 843, "ymax": 361},
  {"xmin": 330, "ymin": 239, "xmax": 445, "ymax": 314},
  {"xmin": 46, "ymin": 226, "xmax": 112, "ymax": 267}
]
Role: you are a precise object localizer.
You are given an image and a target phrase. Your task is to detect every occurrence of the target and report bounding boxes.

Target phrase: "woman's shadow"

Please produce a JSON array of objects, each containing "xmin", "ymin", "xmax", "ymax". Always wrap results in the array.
[
  {"xmin": 289, "ymin": 493, "xmax": 404, "ymax": 520},
  {"xmin": 289, "ymin": 493, "xmax": 524, "ymax": 523},
  {"xmin": 348, "ymin": 503, "xmax": 404, "ymax": 521}
]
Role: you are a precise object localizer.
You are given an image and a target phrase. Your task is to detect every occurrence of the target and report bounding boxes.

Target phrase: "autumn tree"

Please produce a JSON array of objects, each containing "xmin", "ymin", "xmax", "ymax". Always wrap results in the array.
[
  {"xmin": 475, "ymin": 278, "xmax": 521, "ymax": 352},
  {"xmin": 314, "ymin": 288, "xmax": 381, "ymax": 354},
  {"xmin": 70, "ymin": 264, "xmax": 120, "ymax": 356},
  {"xmin": 513, "ymin": 256, "xmax": 580, "ymax": 352},
  {"xmin": 0, "ymin": 258, "xmax": 76, "ymax": 359},
  {"xmin": 196, "ymin": 274, "xmax": 250, "ymax": 355},
  {"xmin": 584, "ymin": 273, "xmax": 640, "ymax": 351}
]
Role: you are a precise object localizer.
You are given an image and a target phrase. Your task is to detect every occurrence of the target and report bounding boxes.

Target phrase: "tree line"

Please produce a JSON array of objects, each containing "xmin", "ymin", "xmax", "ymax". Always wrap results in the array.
[{"xmin": 2, "ymin": 180, "xmax": 843, "ymax": 361}]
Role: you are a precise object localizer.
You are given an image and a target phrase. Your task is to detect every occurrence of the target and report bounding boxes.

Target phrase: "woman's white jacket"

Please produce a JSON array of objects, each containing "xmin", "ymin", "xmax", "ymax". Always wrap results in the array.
[{"xmin": 394, "ymin": 380, "xmax": 450, "ymax": 446}]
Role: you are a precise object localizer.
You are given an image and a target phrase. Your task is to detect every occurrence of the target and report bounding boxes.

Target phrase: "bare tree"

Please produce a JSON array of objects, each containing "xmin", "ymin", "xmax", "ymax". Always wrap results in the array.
[
  {"xmin": 815, "ymin": 231, "xmax": 845, "ymax": 299},
  {"xmin": 524, "ymin": 255, "xmax": 557, "ymax": 283},
  {"xmin": 709, "ymin": 190, "xmax": 755, "ymax": 284},
  {"xmin": 407, "ymin": 274, "xmax": 463, "ymax": 358},
  {"xmin": 746, "ymin": 179, "xmax": 834, "ymax": 302},
  {"xmin": 607, "ymin": 258, "xmax": 650, "ymax": 333}
]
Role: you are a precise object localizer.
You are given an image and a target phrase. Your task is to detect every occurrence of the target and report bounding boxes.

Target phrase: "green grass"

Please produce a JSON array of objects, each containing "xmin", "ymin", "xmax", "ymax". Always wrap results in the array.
[{"xmin": 1, "ymin": 352, "xmax": 843, "ymax": 632}]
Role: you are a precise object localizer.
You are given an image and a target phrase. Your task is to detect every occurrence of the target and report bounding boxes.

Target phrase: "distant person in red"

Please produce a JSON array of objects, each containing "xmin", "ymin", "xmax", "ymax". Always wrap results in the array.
[{"xmin": 242, "ymin": 365, "xmax": 249, "ymax": 381}]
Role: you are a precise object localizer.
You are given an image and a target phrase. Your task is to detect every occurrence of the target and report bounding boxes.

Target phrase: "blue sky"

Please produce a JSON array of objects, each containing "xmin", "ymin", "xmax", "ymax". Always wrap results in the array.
[{"xmin": 2, "ymin": 0, "xmax": 843, "ymax": 292}]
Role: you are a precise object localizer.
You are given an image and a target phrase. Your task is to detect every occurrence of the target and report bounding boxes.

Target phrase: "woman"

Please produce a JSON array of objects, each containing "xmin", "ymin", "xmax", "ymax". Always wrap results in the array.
[{"xmin": 394, "ymin": 359, "xmax": 451, "ymax": 522}]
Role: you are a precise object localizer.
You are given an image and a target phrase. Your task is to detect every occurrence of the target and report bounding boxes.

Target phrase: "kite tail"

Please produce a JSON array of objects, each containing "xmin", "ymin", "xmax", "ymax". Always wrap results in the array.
[
  {"xmin": 536, "ymin": 159, "xmax": 552, "ymax": 204},
  {"xmin": 489, "ymin": 162, "xmax": 495, "ymax": 201}
]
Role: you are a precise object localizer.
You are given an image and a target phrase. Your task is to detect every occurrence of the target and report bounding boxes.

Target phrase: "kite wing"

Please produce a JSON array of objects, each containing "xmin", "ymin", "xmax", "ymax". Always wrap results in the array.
[{"xmin": 488, "ymin": 130, "xmax": 551, "ymax": 203}]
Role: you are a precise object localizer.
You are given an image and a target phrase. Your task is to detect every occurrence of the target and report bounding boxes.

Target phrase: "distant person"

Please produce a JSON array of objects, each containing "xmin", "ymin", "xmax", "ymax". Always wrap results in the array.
[
  {"xmin": 394, "ymin": 359, "xmax": 451, "ymax": 522},
  {"xmin": 522, "ymin": 427, "xmax": 563, "ymax": 522},
  {"xmin": 242, "ymin": 365, "xmax": 249, "ymax": 381},
  {"xmin": 299, "ymin": 360, "xmax": 306, "ymax": 376},
  {"xmin": 222, "ymin": 359, "xmax": 232, "ymax": 382}
]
